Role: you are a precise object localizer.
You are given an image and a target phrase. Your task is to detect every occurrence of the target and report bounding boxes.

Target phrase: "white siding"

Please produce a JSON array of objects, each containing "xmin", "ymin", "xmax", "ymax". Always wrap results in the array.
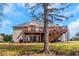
[
  {"xmin": 13, "ymin": 28, "xmax": 22, "ymax": 42},
  {"xmin": 60, "ymin": 33, "xmax": 68, "ymax": 42}
]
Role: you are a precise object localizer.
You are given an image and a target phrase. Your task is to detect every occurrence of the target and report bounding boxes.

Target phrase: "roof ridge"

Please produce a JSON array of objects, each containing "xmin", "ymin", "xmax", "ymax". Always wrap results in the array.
[
  {"xmin": 13, "ymin": 20, "xmax": 56, "ymax": 28},
  {"xmin": 13, "ymin": 21, "xmax": 30, "ymax": 27}
]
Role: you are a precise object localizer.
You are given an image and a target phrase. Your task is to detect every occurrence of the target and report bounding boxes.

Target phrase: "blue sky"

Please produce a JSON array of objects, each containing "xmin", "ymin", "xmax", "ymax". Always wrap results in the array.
[{"xmin": 0, "ymin": 3, "xmax": 79, "ymax": 38}]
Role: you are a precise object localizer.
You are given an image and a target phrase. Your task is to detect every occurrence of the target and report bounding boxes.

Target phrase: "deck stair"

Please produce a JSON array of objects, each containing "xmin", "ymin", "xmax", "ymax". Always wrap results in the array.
[{"xmin": 48, "ymin": 27, "xmax": 68, "ymax": 42}]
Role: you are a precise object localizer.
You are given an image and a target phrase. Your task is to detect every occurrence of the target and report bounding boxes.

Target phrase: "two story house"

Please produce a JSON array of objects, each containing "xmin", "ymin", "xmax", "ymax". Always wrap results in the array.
[{"xmin": 13, "ymin": 19, "xmax": 69, "ymax": 43}]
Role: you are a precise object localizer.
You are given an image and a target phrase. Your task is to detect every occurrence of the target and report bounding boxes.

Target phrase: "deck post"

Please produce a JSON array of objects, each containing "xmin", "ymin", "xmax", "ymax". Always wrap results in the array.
[
  {"xmin": 36, "ymin": 35, "xmax": 39, "ymax": 42},
  {"xmin": 40, "ymin": 33, "xmax": 41, "ymax": 43}
]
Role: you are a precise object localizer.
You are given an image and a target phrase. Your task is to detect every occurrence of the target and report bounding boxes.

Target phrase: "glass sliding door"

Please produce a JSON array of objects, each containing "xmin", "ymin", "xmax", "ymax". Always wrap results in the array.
[
  {"xmin": 36, "ymin": 35, "xmax": 40, "ymax": 42},
  {"xmin": 27, "ymin": 36, "xmax": 30, "ymax": 42},
  {"xmin": 26, "ymin": 35, "xmax": 41, "ymax": 43}
]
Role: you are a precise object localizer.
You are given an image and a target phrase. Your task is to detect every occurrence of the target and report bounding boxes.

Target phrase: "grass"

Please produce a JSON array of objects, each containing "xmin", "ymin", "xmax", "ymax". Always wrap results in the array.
[{"xmin": 0, "ymin": 41, "xmax": 79, "ymax": 56}]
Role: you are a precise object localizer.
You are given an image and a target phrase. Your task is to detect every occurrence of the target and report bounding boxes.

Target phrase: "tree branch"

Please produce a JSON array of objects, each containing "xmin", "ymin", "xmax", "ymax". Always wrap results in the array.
[
  {"xmin": 49, "ymin": 14, "xmax": 68, "ymax": 19},
  {"xmin": 49, "ymin": 4, "xmax": 70, "ymax": 12}
]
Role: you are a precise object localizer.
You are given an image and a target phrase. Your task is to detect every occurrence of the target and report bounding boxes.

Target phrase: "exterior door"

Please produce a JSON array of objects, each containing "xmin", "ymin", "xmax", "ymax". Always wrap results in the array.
[{"xmin": 30, "ymin": 36, "xmax": 36, "ymax": 42}]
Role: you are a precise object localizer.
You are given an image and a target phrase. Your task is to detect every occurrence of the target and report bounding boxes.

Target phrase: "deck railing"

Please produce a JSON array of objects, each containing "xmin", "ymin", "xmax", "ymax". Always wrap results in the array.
[
  {"xmin": 22, "ymin": 27, "xmax": 44, "ymax": 33},
  {"xmin": 22, "ymin": 26, "xmax": 68, "ymax": 33}
]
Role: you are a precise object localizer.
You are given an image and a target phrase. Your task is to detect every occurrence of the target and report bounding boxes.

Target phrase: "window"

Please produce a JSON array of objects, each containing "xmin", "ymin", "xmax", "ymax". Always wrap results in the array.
[{"xmin": 31, "ymin": 28, "xmax": 36, "ymax": 31}]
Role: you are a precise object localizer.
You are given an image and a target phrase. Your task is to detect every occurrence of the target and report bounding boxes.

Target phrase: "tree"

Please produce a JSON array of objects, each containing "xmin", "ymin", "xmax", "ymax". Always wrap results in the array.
[
  {"xmin": 0, "ymin": 34, "xmax": 12, "ymax": 42},
  {"xmin": 3, "ymin": 34, "xmax": 12, "ymax": 42},
  {"xmin": 43, "ymin": 3, "xmax": 49, "ymax": 53},
  {"xmin": 25, "ymin": 3, "xmax": 71, "ymax": 54}
]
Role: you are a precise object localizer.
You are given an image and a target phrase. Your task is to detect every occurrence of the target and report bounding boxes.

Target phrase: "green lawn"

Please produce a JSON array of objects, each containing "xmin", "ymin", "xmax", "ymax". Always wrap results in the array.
[{"xmin": 0, "ymin": 41, "xmax": 79, "ymax": 56}]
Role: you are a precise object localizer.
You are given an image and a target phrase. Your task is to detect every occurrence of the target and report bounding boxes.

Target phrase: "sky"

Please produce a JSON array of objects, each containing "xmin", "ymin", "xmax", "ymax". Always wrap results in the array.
[{"xmin": 0, "ymin": 3, "xmax": 79, "ymax": 38}]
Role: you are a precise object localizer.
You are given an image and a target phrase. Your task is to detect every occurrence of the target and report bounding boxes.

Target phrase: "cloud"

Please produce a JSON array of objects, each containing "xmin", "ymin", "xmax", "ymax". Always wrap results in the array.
[
  {"xmin": 17, "ymin": 3, "xmax": 25, "ymax": 7},
  {"xmin": 3, "ymin": 4, "xmax": 23, "ymax": 18},
  {"xmin": 1, "ymin": 20, "xmax": 12, "ymax": 28},
  {"xmin": 68, "ymin": 22, "xmax": 79, "ymax": 30},
  {"xmin": 68, "ymin": 5, "xmax": 79, "ymax": 30},
  {"xmin": 68, "ymin": 19, "xmax": 79, "ymax": 38},
  {"xmin": 67, "ymin": 5, "xmax": 79, "ymax": 38},
  {"xmin": 3, "ymin": 4, "xmax": 13, "ymax": 14},
  {"xmin": 62, "ymin": 5, "xmax": 79, "ymax": 16},
  {"xmin": 48, "ymin": 3, "xmax": 61, "ymax": 9},
  {"xmin": 68, "ymin": 18, "xmax": 79, "ymax": 30},
  {"xmin": 75, "ymin": 5, "xmax": 79, "ymax": 12},
  {"xmin": 17, "ymin": 3, "xmax": 37, "ymax": 8}
]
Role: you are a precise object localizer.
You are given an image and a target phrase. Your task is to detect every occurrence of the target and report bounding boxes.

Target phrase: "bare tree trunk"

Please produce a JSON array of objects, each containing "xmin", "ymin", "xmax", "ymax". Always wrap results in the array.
[{"xmin": 43, "ymin": 3, "xmax": 49, "ymax": 54}]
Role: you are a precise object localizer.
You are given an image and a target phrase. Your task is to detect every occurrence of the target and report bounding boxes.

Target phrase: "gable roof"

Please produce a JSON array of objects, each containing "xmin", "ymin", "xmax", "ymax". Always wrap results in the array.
[{"xmin": 13, "ymin": 19, "xmax": 57, "ymax": 28}]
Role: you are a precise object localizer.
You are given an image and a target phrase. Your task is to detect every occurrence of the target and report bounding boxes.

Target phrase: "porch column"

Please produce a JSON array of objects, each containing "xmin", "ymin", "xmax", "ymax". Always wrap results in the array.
[
  {"xmin": 36, "ymin": 36, "xmax": 39, "ymax": 42},
  {"xmin": 40, "ymin": 33, "xmax": 41, "ymax": 42},
  {"xmin": 26, "ymin": 36, "xmax": 28, "ymax": 42},
  {"xmin": 27, "ymin": 36, "xmax": 30, "ymax": 42}
]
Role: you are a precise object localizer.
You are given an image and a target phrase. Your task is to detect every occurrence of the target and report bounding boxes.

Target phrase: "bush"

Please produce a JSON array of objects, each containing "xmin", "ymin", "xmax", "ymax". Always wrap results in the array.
[
  {"xmin": 1, "ymin": 34, "xmax": 12, "ymax": 42},
  {"xmin": 70, "ymin": 37, "xmax": 79, "ymax": 41}
]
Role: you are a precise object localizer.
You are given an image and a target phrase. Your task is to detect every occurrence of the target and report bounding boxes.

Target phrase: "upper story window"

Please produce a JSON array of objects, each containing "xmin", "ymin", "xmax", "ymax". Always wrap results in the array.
[
  {"xmin": 28, "ymin": 27, "xmax": 36, "ymax": 32},
  {"xmin": 31, "ymin": 28, "xmax": 36, "ymax": 31},
  {"xmin": 27, "ymin": 23, "xmax": 39, "ymax": 32}
]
